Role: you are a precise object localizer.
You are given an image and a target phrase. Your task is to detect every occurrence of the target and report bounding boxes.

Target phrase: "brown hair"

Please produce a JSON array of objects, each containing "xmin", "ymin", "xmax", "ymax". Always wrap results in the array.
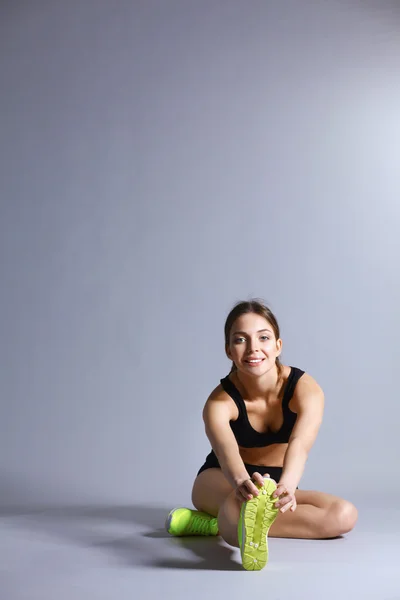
[{"xmin": 224, "ymin": 298, "xmax": 283, "ymax": 383}]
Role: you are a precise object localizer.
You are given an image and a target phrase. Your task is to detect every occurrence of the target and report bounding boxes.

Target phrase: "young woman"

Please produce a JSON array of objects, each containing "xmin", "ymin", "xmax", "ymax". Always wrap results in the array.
[{"xmin": 166, "ymin": 299, "xmax": 358, "ymax": 570}]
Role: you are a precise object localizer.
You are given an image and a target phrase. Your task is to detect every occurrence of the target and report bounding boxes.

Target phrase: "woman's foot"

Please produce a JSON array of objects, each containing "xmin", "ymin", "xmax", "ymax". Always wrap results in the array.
[
  {"xmin": 238, "ymin": 478, "xmax": 279, "ymax": 570},
  {"xmin": 165, "ymin": 507, "xmax": 219, "ymax": 536}
]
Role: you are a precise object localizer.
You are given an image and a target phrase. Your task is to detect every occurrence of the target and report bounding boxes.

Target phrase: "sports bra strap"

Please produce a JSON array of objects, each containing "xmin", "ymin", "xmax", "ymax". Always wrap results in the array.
[
  {"xmin": 220, "ymin": 376, "xmax": 246, "ymax": 418},
  {"xmin": 282, "ymin": 367, "xmax": 305, "ymax": 409}
]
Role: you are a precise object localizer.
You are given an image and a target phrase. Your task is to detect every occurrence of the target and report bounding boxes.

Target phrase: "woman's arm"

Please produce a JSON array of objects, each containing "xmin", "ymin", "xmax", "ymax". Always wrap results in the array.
[
  {"xmin": 279, "ymin": 373, "xmax": 325, "ymax": 492},
  {"xmin": 202, "ymin": 394, "xmax": 249, "ymax": 489}
]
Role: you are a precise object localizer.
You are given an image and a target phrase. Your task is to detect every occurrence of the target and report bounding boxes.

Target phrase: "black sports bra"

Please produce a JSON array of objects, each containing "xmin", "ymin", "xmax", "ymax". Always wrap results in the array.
[{"xmin": 220, "ymin": 366, "xmax": 305, "ymax": 448}]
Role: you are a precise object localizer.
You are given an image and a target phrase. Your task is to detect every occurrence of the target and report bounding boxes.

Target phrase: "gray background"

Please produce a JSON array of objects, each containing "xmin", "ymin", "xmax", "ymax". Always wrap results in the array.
[
  {"xmin": 1, "ymin": 1, "xmax": 400, "ymax": 598},
  {"xmin": 1, "ymin": 0, "xmax": 399, "ymax": 505}
]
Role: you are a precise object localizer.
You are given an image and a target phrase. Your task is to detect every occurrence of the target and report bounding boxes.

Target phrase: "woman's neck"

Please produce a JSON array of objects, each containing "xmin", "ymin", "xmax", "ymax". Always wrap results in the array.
[{"xmin": 232, "ymin": 363, "xmax": 282, "ymax": 401}]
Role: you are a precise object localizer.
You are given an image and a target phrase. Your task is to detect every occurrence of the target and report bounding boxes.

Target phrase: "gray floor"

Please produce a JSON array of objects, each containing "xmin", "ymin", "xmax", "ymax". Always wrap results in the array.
[{"xmin": 1, "ymin": 504, "xmax": 399, "ymax": 600}]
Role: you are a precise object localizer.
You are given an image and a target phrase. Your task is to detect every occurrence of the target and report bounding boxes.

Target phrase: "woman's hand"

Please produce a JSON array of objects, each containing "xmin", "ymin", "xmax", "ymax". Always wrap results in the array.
[
  {"xmin": 234, "ymin": 473, "xmax": 275, "ymax": 504},
  {"xmin": 273, "ymin": 481, "xmax": 297, "ymax": 513}
]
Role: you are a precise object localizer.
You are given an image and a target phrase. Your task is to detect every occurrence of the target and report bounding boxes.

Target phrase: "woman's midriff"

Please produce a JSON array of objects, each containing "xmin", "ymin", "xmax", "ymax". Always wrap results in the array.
[{"xmin": 239, "ymin": 443, "xmax": 287, "ymax": 467}]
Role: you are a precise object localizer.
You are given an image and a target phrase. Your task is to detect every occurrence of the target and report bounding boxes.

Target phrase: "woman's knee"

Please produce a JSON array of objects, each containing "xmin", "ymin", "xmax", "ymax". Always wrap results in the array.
[
  {"xmin": 323, "ymin": 500, "xmax": 358, "ymax": 537},
  {"xmin": 191, "ymin": 469, "xmax": 233, "ymax": 516}
]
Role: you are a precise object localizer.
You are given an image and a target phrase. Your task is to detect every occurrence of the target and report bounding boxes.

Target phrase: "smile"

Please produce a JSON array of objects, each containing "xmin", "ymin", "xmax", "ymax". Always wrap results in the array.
[{"xmin": 245, "ymin": 358, "xmax": 265, "ymax": 365}]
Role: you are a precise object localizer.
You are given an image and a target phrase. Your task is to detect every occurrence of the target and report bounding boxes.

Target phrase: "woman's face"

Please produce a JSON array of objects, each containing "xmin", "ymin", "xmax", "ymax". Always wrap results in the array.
[{"xmin": 226, "ymin": 312, "xmax": 282, "ymax": 374}]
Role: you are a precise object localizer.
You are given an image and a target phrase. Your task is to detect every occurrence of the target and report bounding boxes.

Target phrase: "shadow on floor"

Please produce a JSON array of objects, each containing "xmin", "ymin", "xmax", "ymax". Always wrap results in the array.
[
  {"xmin": 0, "ymin": 497, "xmax": 240, "ymax": 570},
  {"xmin": 0, "ymin": 473, "xmax": 344, "ymax": 570}
]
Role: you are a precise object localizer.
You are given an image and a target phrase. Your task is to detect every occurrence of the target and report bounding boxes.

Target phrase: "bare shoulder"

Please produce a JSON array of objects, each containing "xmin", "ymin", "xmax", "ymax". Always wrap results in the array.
[
  {"xmin": 296, "ymin": 371, "xmax": 324, "ymax": 394},
  {"xmin": 203, "ymin": 383, "xmax": 238, "ymax": 422},
  {"xmin": 291, "ymin": 370, "xmax": 325, "ymax": 410}
]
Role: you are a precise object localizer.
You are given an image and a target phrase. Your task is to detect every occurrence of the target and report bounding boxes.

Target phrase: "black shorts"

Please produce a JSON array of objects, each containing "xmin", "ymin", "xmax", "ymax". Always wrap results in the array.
[{"xmin": 197, "ymin": 450, "xmax": 284, "ymax": 483}]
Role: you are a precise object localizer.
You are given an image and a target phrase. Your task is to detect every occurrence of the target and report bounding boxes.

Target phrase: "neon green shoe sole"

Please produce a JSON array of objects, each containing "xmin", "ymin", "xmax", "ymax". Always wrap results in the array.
[{"xmin": 238, "ymin": 478, "xmax": 279, "ymax": 571}]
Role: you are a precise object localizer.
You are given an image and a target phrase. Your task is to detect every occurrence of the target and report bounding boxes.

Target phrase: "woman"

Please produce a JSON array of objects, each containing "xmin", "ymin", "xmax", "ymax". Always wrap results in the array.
[{"xmin": 166, "ymin": 299, "xmax": 358, "ymax": 570}]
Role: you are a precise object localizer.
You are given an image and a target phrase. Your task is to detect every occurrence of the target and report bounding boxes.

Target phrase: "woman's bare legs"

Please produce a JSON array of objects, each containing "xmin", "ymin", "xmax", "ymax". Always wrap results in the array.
[
  {"xmin": 216, "ymin": 491, "xmax": 242, "ymax": 546},
  {"xmin": 191, "ymin": 468, "xmax": 240, "ymax": 545},
  {"xmin": 191, "ymin": 468, "xmax": 358, "ymax": 547}
]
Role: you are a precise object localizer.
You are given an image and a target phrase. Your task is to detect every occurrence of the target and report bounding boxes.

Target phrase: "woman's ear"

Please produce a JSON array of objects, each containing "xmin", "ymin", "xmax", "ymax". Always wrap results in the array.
[{"xmin": 225, "ymin": 344, "xmax": 232, "ymax": 361}]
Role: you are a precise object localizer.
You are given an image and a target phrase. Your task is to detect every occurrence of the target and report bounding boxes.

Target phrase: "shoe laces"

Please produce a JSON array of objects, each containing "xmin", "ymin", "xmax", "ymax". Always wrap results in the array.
[{"xmin": 187, "ymin": 514, "xmax": 211, "ymax": 535}]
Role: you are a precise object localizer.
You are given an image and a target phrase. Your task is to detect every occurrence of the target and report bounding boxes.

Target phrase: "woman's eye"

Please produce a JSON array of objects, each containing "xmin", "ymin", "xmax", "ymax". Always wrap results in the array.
[{"xmin": 233, "ymin": 336, "xmax": 269, "ymax": 343}]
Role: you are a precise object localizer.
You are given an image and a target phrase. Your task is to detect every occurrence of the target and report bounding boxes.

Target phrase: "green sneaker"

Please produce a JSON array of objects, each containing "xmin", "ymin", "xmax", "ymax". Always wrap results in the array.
[
  {"xmin": 165, "ymin": 507, "xmax": 219, "ymax": 537},
  {"xmin": 238, "ymin": 477, "xmax": 279, "ymax": 571}
]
